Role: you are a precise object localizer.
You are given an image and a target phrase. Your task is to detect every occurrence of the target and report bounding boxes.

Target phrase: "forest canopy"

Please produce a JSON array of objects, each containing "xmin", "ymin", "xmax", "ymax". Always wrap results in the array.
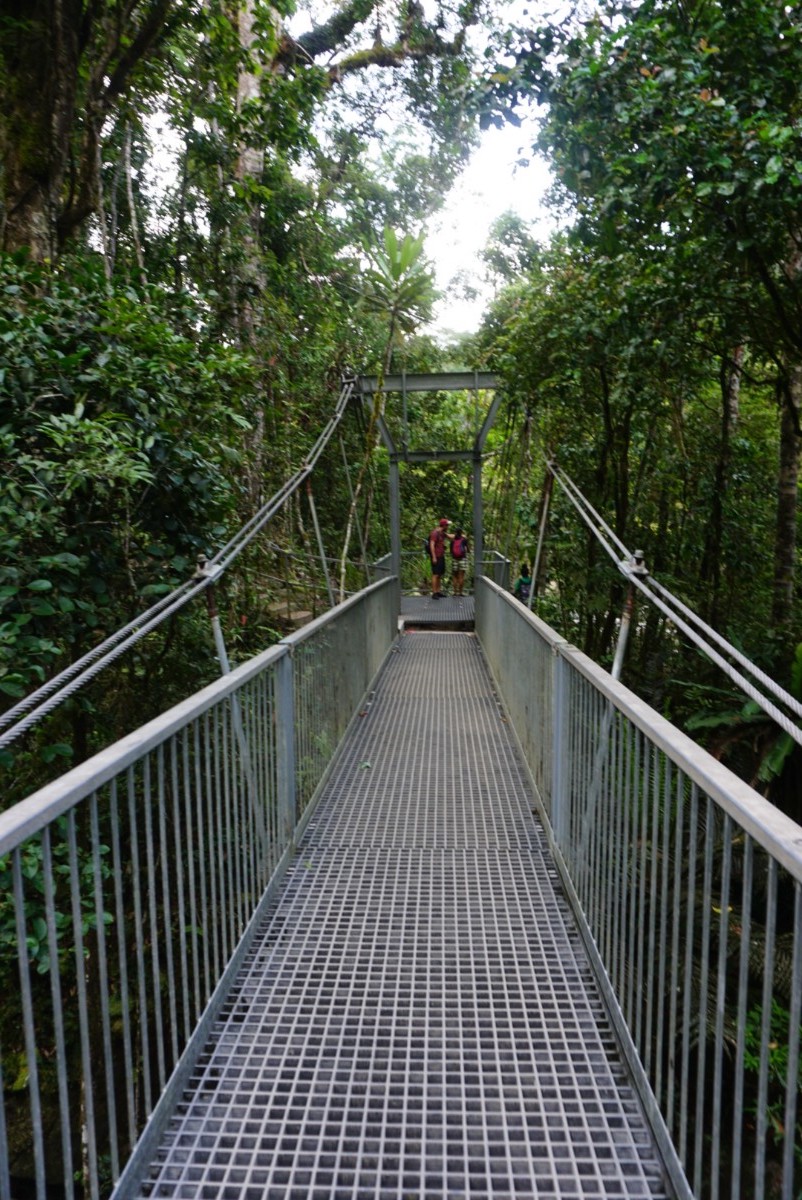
[{"xmin": 1, "ymin": 0, "xmax": 801, "ymax": 820}]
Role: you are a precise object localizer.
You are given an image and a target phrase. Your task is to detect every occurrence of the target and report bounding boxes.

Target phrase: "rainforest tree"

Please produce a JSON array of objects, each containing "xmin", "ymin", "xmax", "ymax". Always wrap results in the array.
[{"xmin": 480, "ymin": 0, "xmax": 802, "ymax": 636}]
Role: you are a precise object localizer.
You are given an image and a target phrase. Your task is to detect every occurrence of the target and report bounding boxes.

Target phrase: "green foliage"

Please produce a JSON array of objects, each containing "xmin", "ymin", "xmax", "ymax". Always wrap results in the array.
[
  {"xmin": 0, "ymin": 252, "xmax": 258, "ymax": 794},
  {"xmin": 743, "ymin": 999, "xmax": 802, "ymax": 1163},
  {"xmin": 361, "ymin": 227, "xmax": 438, "ymax": 347},
  {"xmin": 0, "ymin": 824, "xmax": 112, "ymax": 975}
]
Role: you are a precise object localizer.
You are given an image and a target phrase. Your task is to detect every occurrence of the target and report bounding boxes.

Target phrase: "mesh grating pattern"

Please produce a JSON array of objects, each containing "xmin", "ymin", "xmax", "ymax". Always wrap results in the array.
[
  {"xmin": 400, "ymin": 596, "xmax": 475, "ymax": 626},
  {"xmin": 137, "ymin": 634, "xmax": 671, "ymax": 1199}
]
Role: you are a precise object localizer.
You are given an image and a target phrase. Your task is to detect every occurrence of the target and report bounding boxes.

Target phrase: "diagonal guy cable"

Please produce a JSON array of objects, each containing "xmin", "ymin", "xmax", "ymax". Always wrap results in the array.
[
  {"xmin": 547, "ymin": 459, "xmax": 802, "ymax": 747},
  {"xmin": 0, "ymin": 379, "xmax": 356, "ymax": 749}
]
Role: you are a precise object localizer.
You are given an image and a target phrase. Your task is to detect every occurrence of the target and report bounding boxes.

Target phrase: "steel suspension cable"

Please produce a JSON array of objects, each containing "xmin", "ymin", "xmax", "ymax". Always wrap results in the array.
[
  {"xmin": 0, "ymin": 578, "xmax": 200, "ymax": 733},
  {"xmin": 552, "ymin": 456, "xmax": 802, "ymax": 720},
  {"xmin": 0, "ymin": 378, "xmax": 356, "ymax": 749},
  {"xmin": 546, "ymin": 460, "xmax": 802, "ymax": 746}
]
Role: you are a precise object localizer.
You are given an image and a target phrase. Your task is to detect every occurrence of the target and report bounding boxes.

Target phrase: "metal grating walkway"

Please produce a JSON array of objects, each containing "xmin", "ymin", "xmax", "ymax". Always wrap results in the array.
[
  {"xmin": 137, "ymin": 633, "xmax": 671, "ymax": 1199},
  {"xmin": 400, "ymin": 595, "xmax": 475, "ymax": 629}
]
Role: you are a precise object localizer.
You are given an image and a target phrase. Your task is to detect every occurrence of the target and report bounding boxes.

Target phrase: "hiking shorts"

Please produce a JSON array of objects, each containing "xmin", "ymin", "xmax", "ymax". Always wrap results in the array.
[{"xmin": 431, "ymin": 556, "xmax": 445, "ymax": 576}]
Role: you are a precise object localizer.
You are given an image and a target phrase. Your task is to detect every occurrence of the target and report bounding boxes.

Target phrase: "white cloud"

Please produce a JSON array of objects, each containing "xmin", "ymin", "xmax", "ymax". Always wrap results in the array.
[{"xmin": 426, "ymin": 114, "xmax": 555, "ymax": 336}]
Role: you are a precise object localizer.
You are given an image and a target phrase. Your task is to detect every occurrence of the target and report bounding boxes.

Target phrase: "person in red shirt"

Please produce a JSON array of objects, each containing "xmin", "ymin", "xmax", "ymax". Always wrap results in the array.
[{"xmin": 429, "ymin": 517, "xmax": 451, "ymax": 598}]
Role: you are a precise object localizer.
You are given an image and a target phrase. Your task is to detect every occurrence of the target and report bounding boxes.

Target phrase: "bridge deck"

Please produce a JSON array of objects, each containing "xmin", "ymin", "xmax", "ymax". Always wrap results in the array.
[{"xmin": 136, "ymin": 632, "xmax": 670, "ymax": 1199}]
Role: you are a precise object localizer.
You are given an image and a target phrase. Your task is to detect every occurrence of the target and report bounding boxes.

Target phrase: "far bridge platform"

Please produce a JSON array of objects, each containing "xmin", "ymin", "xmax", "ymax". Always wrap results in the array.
[{"xmin": 134, "ymin": 631, "xmax": 669, "ymax": 1198}]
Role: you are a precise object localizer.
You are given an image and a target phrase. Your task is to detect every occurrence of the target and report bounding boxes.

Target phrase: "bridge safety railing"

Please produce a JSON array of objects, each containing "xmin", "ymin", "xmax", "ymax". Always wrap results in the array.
[
  {"xmin": 0, "ymin": 577, "xmax": 397, "ymax": 1200},
  {"xmin": 476, "ymin": 576, "xmax": 802, "ymax": 1200}
]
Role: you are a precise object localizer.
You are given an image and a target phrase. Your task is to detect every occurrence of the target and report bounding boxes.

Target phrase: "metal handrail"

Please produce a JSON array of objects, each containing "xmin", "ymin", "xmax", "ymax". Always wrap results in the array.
[
  {"xmin": 0, "ymin": 579, "xmax": 397, "ymax": 1200},
  {"xmin": 476, "ymin": 576, "xmax": 802, "ymax": 1199}
]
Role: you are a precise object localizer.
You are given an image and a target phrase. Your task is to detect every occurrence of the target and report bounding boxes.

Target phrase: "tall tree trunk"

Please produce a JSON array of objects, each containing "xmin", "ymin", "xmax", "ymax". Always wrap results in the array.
[
  {"xmin": 0, "ymin": 0, "xmax": 81, "ymax": 259},
  {"xmin": 700, "ymin": 344, "xmax": 743, "ymax": 624},
  {"xmin": 123, "ymin": 123, "xmax": 147, "ymax": 286},
  {"xmin": 772, "ymin": 365, "xmax": 802, "ymax": 631}
]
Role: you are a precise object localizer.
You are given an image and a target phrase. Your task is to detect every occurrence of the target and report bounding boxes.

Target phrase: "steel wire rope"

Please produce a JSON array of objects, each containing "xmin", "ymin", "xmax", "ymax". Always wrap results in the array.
[
  {"xmin": 549, "ymin": 457, "xmax": 802, "ymax": 721},
  {"xmin": 0, "ymin": 577, "xmax": 201, "ymax": 733},
  {"xmin": 0, "ymin": 577, "xmax": 212, "ymax": 748},
  {"xmin": 547, "ymin": 460, "xmax": 802, "ymax": 747},
  {"xmin": 0, "ymin": 379, "xmax": 356, "ymax": 749}
]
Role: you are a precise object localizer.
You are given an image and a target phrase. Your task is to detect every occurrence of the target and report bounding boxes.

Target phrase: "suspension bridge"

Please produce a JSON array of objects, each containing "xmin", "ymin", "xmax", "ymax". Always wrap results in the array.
[{"xmin": 1, "ymin": 374, "xmax": 801, "ymax": 1200}]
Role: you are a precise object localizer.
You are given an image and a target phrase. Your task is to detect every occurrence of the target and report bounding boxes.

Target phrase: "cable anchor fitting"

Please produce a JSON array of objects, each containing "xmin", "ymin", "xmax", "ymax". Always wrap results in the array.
[
  {"xmin": 194, "ymin": 553, "xmax": 223, "ymax": 582},
  {"xmin": 620, "ymin": 549, "xmax": 649, "ymax": 578}
]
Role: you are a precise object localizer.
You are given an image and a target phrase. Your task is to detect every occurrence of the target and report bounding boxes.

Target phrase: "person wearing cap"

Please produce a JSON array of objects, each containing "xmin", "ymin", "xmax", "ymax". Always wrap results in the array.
[{"xmin": 428, "ymin": 517, "xmax": 452, "ymax": 598}]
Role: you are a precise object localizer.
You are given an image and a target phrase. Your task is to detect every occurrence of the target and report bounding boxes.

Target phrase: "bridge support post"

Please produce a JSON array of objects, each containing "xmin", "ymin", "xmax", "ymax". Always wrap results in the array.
[
  {"xmin": 389, "ymin": 458, "xmax": 401, "ymax": 608},
  {"xmin": 551, "ymin": 649, "xmax": 568, "ymax": 845},
  {"xmin": 276, "ymin": 650, "xmax": 297, "ymax": 843},
  {"xmin": 472, "ymin": 451, "xmax": 483, "ymax": 584}
]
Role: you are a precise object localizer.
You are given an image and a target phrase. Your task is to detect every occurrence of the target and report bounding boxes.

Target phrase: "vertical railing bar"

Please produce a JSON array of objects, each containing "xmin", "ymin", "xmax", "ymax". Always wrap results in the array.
[
  {"xmin": 581, "ymin": 679, "xmax": 592, "ymax": 859},
  {"xmin": 584, "ymin": 686, "xmax": 598, "ymax": 928},
  {"xmin": 710, "ymin": 812, "xmax": 732, "ymax": 1200},
  {"xmin": 213, "ymin": 703, "xmax": 227, "ymax": 968},
  {"xmin": 41, "ymin": 827, "xmax": 75, "ymax": 1200},
  {"xmin": 127, "ymin": 766, "xmax": 152, "ymax": 1116},
  {"xmin": 277, "ymin": 649, "xmax": 297, "ymax": 846},
  {"xmin": 619, "ymin": 718, "xmax": 632, "ymax": 1026},
  {"xmin": 171, "ymin": 736, "xmax": 191, "ymax": 1043},
  {"xmin": 143, "ymin": 754, "xmax": 166, "ymax": 1090},
  {"xmin": 555, "ymin": 650, "xmax": 568, "ymax": 855},
  {"xmin": 611, "ymin": 715, "xmax": 628, "ymax": 999},
  {"xmin": 608, "ymin": 706, "xmax": 623, "ymax": 972},
  {"xmin": 247, "ymin": 682, "xmax": 258, "ymax": 914},
  {"xmin": 222, "ymin": 700, "xmax": 236, "ymax": 953},
  {"xmin": 693, "ymin": 797, "xmax": 715, "ymax": 1194},
  {"xmin": 754, "ymin": 858, "xmax": 778, "ymax": 1200},
  {"xmin": 781, "ymin": 880, "xmax": 801, "ymax": 1198},
  {"xmin": 256, "ymin": 673, "xmax": 267, "ymax": 883},
  {"xmin": 206, "ymin": 707, "xmax": 220, "ymax": 985},
  {"xmin": 666, "ymin": 770, "xmax": 686, "ymax": 1136},
  {"xmin": 89, "ymin": 792, "xmax": 120, "ymax": 1181},
  {"xmin": 198, "ymin": 711, "xmax": 212, "ymax": 1000},
  {"xmin": 654, "ymin": 755, "xmax": 672, "ymax": 1109},
  {"xmin": 625, "ymin": 726, "xmax": 641, "ymax": 1032},
  {"xmin": 222, "ymin": 701, "xmax": 235, "ymax": 961},
  {"xmin": 109, "ymin": 779, "xmax": 137, "ymax": 1153},
  {"xmin": 230, "ymin": 693, "xmax": 244, "ymax": 938},
  {"xmin": 67, "ymin": 810, "xmax": 99, "ymax": 1200},
  {"xmin": 271, "ymin": 665, "xmax": 280, "ymax": 859},
  {"xmin": 239, "ymin": 684, "xmax": 250, "ymax": 926},
  {"xmin": 588, "ymin": 686, "xmax": 600, "ymax": 916},
  {"xmin": 256, "ymin": 677, "xmax": 266, "ymax": 881},
  {"xmin": 0, "ymin": 1054, "xmax": 11, "ymax": 1200},
  {"xmin": 157, "ymin": 744, "xmax": 179, "ymax": 1069},
  {"xmin": 644, "ymin": 743, "xmax": 661, "ymax": 1078},
  {"xmin": 679, "ymin": 782, "xmax": 699, "ymax": 1166},
  {"xmin": 580, "ymin": 682, "xmax": 593, "ymax": 919},
  {"xmin": 634, "ymin": 740, "xmax": 651, "ymax": 1056},
  {"xmin": 12, "ymin": 846, "xmax": 47, "ymax": 1200},
  {"xmin": 240, "ymin": 682, "xmax": 254, "ymax": 912},
  {"xmin": 609, "ymin": 715, "xmax": 624, "ymax": 988},
  {"xmin": 599, "ymin": 697, "xmax": 611, "ymax": 964},
  {"xmin": 184, "ymin": 724, "xmax": 202, "ymax": 1022},
  {"xmin": 730, "ymin": 835, "xmax": 753, "ymax": 1200},
  {"xmin": 601, "ymin": 705, "xmax": 616, "ymax": 969},
  {"xmin": 570, "ymin": 664, "xmax": 582, "ymax": 870}
]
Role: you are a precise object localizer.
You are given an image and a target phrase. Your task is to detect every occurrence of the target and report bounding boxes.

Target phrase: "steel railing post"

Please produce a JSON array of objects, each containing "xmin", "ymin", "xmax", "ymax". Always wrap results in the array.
[
  {"xmin": 551, "ymin": 648, "xmax": 567, "ymax": 844},
  {"xmin": 276, "ymin": 649, "xmax": 297, "ymax": 844}
]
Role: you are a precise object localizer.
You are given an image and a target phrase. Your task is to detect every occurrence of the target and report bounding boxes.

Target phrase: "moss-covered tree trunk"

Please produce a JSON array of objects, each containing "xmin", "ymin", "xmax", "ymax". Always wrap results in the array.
[
  {"xmin": 0, "ymin": 0, "xmax": 81, "ymax": 259},
  {"xmin": 772, "ymin": 365, "xmax": 802, "ymax": 631}
]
